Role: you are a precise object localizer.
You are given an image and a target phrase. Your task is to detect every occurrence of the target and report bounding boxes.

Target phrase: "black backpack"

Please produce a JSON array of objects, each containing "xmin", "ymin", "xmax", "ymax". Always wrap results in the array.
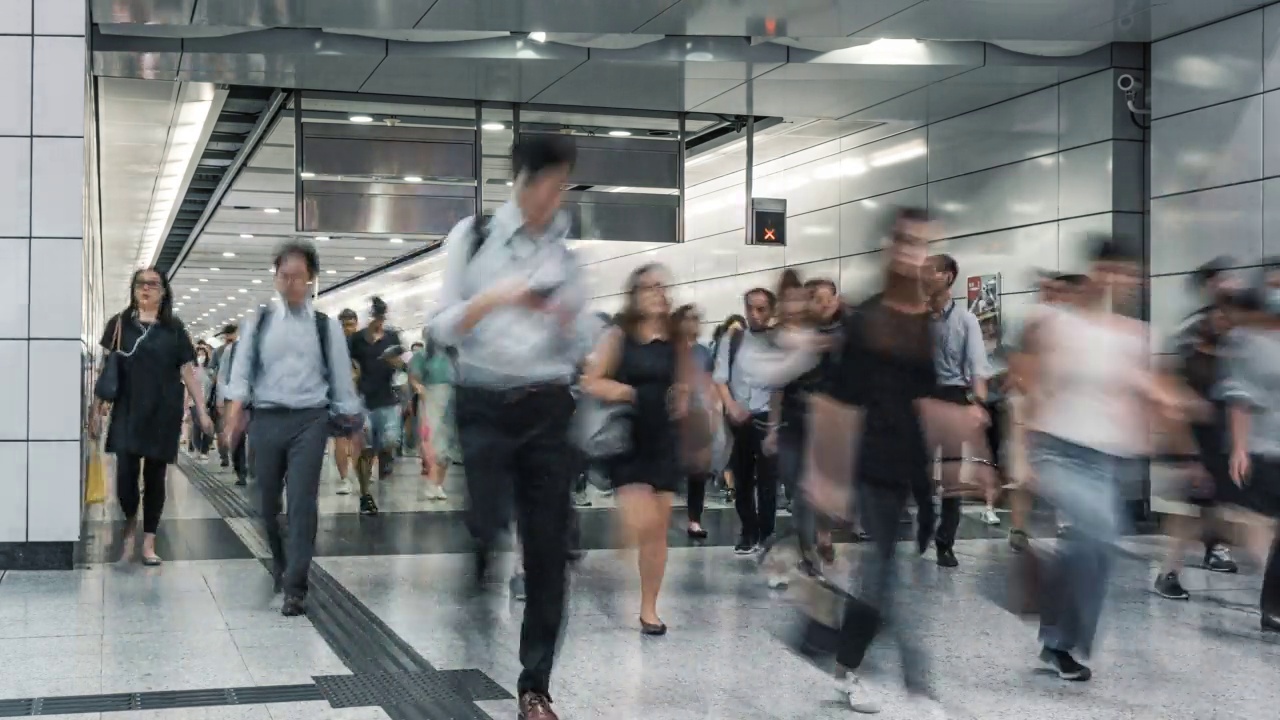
[{"xmin": 467, "ymin": 215, "xmax": 491, "ymax": 261}]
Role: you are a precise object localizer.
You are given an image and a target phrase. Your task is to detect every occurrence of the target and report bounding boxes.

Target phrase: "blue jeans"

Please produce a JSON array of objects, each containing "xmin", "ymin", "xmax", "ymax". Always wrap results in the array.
[
  {"xmin": 364, "ymin": 405, "xmax": 403, "ymax": 453},
  {"xmin": 1030, "ymin": 432, "xmax": 1127, "ymax": 658}
]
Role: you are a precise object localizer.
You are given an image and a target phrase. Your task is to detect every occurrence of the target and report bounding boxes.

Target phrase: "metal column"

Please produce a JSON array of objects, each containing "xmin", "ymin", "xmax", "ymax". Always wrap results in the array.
[
  {"xmin": 677, "ymin": 113, "xmax": 686, "ymax": 243},
  {"xmin": 474, "ymin": 101, "xmax": 484, "ymax": 219},
  {"xmin": 294, "ymin": 90, "xmax": 304, "ymax": 233}
]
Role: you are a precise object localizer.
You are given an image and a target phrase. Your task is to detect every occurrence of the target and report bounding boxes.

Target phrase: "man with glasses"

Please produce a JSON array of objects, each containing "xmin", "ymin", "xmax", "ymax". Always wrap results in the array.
[
  {"xmin": 431, "ymin": 134, "xmax": 589, "ymax": 720},
  {"xmin": 714, "ymin": 288, "xmax": 780, "ymax": 555},
  {"xmin": 224, "ymin": 241, "xmax": 363, "ymax": 617}
]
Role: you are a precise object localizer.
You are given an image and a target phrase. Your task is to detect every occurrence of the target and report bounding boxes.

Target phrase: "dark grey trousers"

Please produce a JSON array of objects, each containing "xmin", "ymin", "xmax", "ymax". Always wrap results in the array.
[{"xmin": 250, "ymin": 407, "xmax": 328, "ymax": 599}]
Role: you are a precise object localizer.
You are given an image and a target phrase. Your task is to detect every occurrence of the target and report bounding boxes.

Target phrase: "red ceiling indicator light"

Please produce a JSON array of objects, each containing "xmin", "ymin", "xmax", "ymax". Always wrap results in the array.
[
  {"xmin": 763, "ymin": 227, "xmax": 777, "ymax": 242},
  {"xmin": 765, "ymin": 18, "xmax": 778, "ymax": 35}
]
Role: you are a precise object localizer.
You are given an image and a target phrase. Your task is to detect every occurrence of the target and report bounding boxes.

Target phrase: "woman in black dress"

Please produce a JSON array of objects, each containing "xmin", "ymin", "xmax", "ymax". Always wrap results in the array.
[
  {"xmin": 582, "ymin": 263, "xmax": 688, "ymax": 635},
  {"xmin": 93, "ymin": 268, "xmax": 213, "ymax": 565}
]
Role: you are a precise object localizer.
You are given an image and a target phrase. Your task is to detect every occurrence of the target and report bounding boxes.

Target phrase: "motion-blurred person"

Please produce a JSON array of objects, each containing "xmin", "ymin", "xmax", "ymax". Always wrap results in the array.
[
  {"xmin": 673, "ymin": 304, "xmax": 715, "ymax": 538},
  {"xmin": 213, "ymin": 323, "xmax": 249, "ymax": 486},
  {"xmin": 922, "ymin": 253, "xmax": 995, "ymax": 569},
  {"xmin": 821, "ymin": 207, "xmax": 955, "ymax": 717},
  {"xmin": 1019, "ymin": 236, "xmax": 1177, "ymax": 681},
  {"xmin": 332, "ymin": 308, "xmax": 361, "ymax": 495},
  {"xmin": 348, "ymin": 296, "xmax": 405, "ymax": 515},
  {"xmin": 582, "ymin": 263, "xmax": 687, "ymax": 635},
  {"xmin": 1221, "ymin": 262, "xmax": 1280, "ymax": 632},
  {"xmin": 93, "ymin": 268, "xmax": 214, "ymax": 566},
  {"xmin": 210, "ymin": 323, "xmax": 239, "ymax": 469},
  {"xmin": 715, "ymin": 290, "xmax": 780, "ymax": 554},
  {"xmin": 408, "ymin": 334, "xmax": 455, "ymax": 500},
  {"xmin": 1154, "ymin": 258, "xmax": 1242, "ymax": 600},
  {"xmin": 432, "ymin": 134, "xmax": 587, "ymax": 720},
  {"xmin": 708, "ymin": 314, "xmax": 745, "ymax": 501},
  {"xmin": 224, "ymin": 241, "xmax": 362, "ymax": 616},
  {"xmin": 189, "ymin": 345, "xmax": 215, "ymax": 459}
]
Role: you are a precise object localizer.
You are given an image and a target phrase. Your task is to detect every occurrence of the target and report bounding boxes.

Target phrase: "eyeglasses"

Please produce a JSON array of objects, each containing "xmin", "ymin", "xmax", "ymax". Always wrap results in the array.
[
  {"xmin": 276, "ymin": 270, "xmax": 312, "ymax": 286},
  {"xmin": 134, "ymin": 280, "xmax": 162, "ymax": 290},
  {"xmin": 635, "ymin": 281, "xmax": 665, "ymax": 293}
]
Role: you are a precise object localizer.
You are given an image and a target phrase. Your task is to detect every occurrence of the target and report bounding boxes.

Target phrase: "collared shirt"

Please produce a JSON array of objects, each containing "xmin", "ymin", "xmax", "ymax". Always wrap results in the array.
[
  {"xmin": 224, "ymin": 296, "xmax": 363, "ymax": 415},
  {"xmin": 712, "ymin": 328, "xmax": 774, "ymax": 415},
  {"xmin": 929, "ymin": 298, "xmax": 990, "ymax": 388},
  {"xmin": 431, "ymin": 200, "xmax": 593, "ymax": 389},
  {"xmin": 214, "ymin": 340, "xmax": 237, "ymax": 403},
  {"xmin": 1219, "ymin": 327, "xmax": 1280, "ymax": 458}
]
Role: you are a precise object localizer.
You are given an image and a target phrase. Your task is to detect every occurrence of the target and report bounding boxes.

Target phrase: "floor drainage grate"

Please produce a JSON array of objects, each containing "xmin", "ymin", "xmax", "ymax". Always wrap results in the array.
[
  {"xmin": 315, "ymin": 671, "xmax": 511, "ymax": 710},
  {"xmin": 0, "ymin": 684, "xmax": 326, "ymax": 717}
]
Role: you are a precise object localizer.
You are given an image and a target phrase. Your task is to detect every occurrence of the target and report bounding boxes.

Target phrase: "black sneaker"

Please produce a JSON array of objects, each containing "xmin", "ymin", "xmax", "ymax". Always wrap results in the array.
[
  {"xmin": 509, "ymin": 573, "xmax": 526, "ymax": 602},
  {"xmin": 1009, "ymin": 529, "xmax": 1029, "ymax": 553},
  {"xmin": 733, "ymin": 535, "xmax": 756, "ymax": 555},
  {"xmin": 936, "ymin": 546, "xmax": 959, "ymax": 568},
  {"xmin": 1154, "ymin": 571, "xmax": 1190, "ymax": 600},
  {"xmin": 359, "ymin": 494, "xmax": 379, "ymax": 517},
  {"xmin": 281, "ymin": 596, "xmax": 306, "ymax": 617},
  {"xmin": 1204, "ymin": 545, "xmax": 1239, "ymax": 574},
  {"xmin": 1040, "ymin": 647, "xmax": 1091, "ymax": 681},
  {"xmin": 234, "ymin": 474, "xmax": 247, "ymax": 487}
]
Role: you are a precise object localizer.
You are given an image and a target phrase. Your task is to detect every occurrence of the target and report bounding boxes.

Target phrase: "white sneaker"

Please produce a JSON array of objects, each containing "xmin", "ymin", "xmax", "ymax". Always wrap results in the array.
[
  {"xmin": 767, "ymin": 573, "xmax": 789, "ymax": 590},
  {"xmin": 981, "ymin": 508, "xmax": 1001, "ymax": 526},
  {"xmin": 424, "ymin": 485, "xmax": 448, "ymax": 501},
  {"xmin": 336, "ymin": 478, "xmax": 353, "ymax": 496},
  {"xmin": 842, "ymin": 674, "xmax": 881, "ymax": 714}
]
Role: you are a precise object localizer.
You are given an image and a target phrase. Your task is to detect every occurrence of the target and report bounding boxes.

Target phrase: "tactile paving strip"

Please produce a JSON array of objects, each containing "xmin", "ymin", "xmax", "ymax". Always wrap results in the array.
[
  {"xmin": 314, "ymin": 670, "xmax": 508, "ymax": 710},
  {"xmin": 0, "ymin": 684, "xmax": 325, "ymax": 717}
]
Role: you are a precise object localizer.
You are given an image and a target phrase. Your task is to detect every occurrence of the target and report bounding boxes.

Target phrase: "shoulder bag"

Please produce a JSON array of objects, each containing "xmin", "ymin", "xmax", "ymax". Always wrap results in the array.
[{"xmin": 94, "ymin": 315, "xmax": 151, "ymax": 402}]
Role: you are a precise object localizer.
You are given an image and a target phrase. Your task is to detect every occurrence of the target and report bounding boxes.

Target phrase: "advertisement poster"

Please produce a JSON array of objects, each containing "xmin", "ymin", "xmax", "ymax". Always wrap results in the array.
[{"xmin": 966, "ymin": 273, "xmax": 1002, "ymax": 354}]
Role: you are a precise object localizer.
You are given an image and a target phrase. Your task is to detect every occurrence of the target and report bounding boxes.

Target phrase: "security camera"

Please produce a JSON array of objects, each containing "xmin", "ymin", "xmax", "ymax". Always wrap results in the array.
[{"xmin": 1117, "ymin": 74, "xmax": 1142, "ymax": 93}]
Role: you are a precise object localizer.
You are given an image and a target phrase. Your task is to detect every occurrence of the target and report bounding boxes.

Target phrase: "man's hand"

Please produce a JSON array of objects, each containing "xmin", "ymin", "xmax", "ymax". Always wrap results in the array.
[
  {"xmin": 198, "ymin": 410, "xmax": 215, "ymax": 437},
  {"xmin": 1229, "ymin": 448, "xmax": 1251, "ymax": 487},
  {"xmin": 726, "ymin": 400, "xmax": 751, "ymax": 425},
  {"xmin": 222, "ymin": 402, "xmax": 246, "ymax": 449}
]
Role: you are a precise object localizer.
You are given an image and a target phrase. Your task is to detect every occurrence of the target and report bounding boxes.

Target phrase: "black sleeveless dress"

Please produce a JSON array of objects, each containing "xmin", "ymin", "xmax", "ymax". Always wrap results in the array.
[{"xmin": 609, "ymin": 334, "xmax": 680, "ymax": 492}]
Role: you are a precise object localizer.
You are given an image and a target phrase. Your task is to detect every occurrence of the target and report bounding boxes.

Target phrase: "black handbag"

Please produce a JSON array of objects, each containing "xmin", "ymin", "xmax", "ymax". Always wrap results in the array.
[{"xmin": 93, "ymin": 318, "xmax": 124, "ymax": 402}]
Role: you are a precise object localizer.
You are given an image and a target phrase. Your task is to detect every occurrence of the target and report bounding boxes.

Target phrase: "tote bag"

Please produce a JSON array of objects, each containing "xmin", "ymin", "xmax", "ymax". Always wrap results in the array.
[{"xmin": 801, "ymin": 394, "xmax": 864, "ymax": 523}]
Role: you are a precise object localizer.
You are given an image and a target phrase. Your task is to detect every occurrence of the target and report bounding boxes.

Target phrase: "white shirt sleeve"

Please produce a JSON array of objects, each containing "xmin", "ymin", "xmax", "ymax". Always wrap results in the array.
[{"xmin": 428, "ymin": 217, "xmax": 479, "ymax": 349}]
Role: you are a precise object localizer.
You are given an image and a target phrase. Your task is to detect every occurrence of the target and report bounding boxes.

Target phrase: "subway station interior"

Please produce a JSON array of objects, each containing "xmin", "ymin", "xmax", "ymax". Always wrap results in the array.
[{"xmin": 0, "ymin": 1, "xmax": 1278, "ymax": 719}]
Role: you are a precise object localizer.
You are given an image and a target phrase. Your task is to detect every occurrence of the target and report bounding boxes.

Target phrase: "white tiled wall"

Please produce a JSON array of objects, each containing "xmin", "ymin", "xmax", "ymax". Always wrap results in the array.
[
  {"xmin": 1149, "ymin": 4, "xmax": 1280, "ymax": 349},
  {"xmin": 583, "ymin": 64, "xmax": 1144, "ymax": 342},
  {"xmin": 0, "ymin": 4, "xmax": 86, "ymax": 546}
]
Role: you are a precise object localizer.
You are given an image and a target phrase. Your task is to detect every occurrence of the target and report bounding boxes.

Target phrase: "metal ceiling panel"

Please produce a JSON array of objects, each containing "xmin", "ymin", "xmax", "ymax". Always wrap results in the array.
[
  {"xmin": 178, "ymin": 29, "xmax": 386, "ymax": 91},
  {"xmin": 360, "ymin": 36, "xmax": 588, "ymax": 102},
  {"xmin": 247, "ymin": 144, "xmax": 294, "ymax": 170},
  {"xmin": 92, "ymin": 31, "xmax": 182, "ymax": 81},
  {"xmin": 697, "ymin": 62, "xmax": 971, "ymax": 119},
  {"xmin": 531, "ymin": 37, "xmax": 783, "ymax": 111},
  {"xmin": 637, "ymin": 0, "xmax": 925, "ymax": 37},
  {"xmin": 418, "ymin": 0, "xmax": 683, "ymax": 34},
  {"xmin": 192, "ymin": 0, "xmax": 439, "ymax": 29},
  {"xmin": 235, "ymin": 167, "xmax": 296, "ymax": 193},
  {"xmin": 91, "ymin": 0, "xmax": 196, "ymax": 24}
]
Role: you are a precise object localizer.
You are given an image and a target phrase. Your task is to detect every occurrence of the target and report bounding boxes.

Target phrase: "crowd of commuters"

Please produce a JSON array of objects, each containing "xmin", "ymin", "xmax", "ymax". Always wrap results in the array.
[{"xmin": 89, "ymin": 133, "xmax": 1280, "ymax": 720}]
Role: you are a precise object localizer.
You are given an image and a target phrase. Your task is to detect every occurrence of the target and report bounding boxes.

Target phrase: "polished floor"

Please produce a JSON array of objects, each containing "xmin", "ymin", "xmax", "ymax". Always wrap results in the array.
[{"xmin": 5, "ymin": 447, "xmax": 1276, "ymax": 719}]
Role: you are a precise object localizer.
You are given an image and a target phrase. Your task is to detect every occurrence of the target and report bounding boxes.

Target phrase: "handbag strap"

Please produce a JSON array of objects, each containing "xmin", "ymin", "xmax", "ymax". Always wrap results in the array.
[{"xmin": 111, "ymin": 314, "xmax": 123, "ymax": 352}]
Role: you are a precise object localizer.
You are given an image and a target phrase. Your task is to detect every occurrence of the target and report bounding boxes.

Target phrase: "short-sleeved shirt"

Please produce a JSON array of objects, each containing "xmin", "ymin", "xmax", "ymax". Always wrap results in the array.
[
  {"xmin": 829, "ymin": 295, "xmax": 937, "ymax": 488},
  {"xmin": 100, "ymin": 313, "xmax": 197, "ymax": 462},
  {"xmin": 348, "ymin": 328, "xmax": 403, "ymax": 410},
  {"xmin": 1219, "ymin": 327, "xmax": 1280, "ymax": 458},
  {"xmin": 930, "ymin": 298, "xmax": 990, "ymax": 388},
  {"xmin": 409, "ymin": 349, "xmax": 453, "ymax": 386}
]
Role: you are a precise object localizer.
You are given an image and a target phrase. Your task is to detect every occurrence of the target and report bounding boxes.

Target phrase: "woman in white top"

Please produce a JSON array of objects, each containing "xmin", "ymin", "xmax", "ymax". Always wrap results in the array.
[{"xmin": 1018, "ymin": 237, "xmax": 1185, "ymax": 683}]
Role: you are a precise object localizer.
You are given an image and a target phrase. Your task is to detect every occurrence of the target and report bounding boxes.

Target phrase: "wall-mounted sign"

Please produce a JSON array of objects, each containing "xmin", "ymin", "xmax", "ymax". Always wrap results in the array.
[{"xmin": 749, "ymin": 197, "xmax": 787, "ymax": 246}]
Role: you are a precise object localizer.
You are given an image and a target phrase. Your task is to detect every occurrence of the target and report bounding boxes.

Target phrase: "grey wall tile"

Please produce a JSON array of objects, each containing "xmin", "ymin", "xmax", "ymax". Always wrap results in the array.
[
  {"xmin": 1150, "ymin": 182, "xmax": 1264, "ymax": 275},
  {"xmin": 928, "ymin": 156, "xmax": 1059, "ymax": 239},
  {"xmin": 1150, "ymin": 95, "xmax": 1264, "ymax": 197},
  {"xmin": 927, "ymin": 87, "xmax": 1057, "ymax": 181},
  {"xmin": 1152, "ymin": 10, "xmax": 1264, "ymax": 119}
]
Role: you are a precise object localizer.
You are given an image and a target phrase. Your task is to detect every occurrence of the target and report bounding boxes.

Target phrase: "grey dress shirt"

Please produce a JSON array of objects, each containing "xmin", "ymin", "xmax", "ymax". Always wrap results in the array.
[
  {"xmin": 224, "ymin": 296, "xmax": 363, "ymax": 415},
  {"xmin": 930, "ymin": 298, "xmax": 991, "ymax": 388},
  {"xmin": 1219, "ymin": 327, "xmax": 1280, "ymax": 458},
  {"xmin": 431, "ymin": 200, "xmax": 593, "ymax": 389},
  {"xmin": 712, "ymin": 329, "xmax": 774, "ymax": 415}
]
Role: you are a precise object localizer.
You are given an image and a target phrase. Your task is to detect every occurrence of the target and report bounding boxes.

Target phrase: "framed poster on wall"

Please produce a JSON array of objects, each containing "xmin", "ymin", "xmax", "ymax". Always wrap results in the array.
[{"xmin": 966, "ymin": 273, "xmax": 1002, "ymax": 354}]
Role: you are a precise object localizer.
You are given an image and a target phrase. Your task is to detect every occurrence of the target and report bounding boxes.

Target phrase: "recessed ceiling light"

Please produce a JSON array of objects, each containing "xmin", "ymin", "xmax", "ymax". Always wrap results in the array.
[
  {"xmin": 300, "ymin": 172, "xmax": 315, "ymax": 178},
  {"xmin": 506, "ymin": 181, "xmax": 514, "ymax": 187},
  {"xmin": 237, "ymin": 313, "xmax": 244, "ymax": 318},
  {"xmin": 528, "ymin": 31, "xmax": 547, "ymax": 42},
  {"xmin": 176, "ymin": 302, "xmax": 184, "ymax": 307},
  {"xmin": 349, "ymin": 114, "xmax": 374, "ymax": 123},
  {"xmin": 403, "ymin": 176, "xmax": 423, "ymax": 183},
  {"xmin": 263, "ymin": 208, "xmax": 280, "ymax": 214},
  {"xmin": 326, "ymin": 269, "xmax": 337, "ymax": 275},
  {"xmin": 217, "ymin": 303, "xmax": 226, "ymax": 307},
  {"xmin": 210, "ymin": 267, "xmax": 220, "ymax": 272},
  {"xmin": 227, "ymin": 296, "xmax": 236, "ymax": 300},
  {"xmin": 608, "ymin": 130, "xmax": 632, "ymax": 137},
  {"xmin": 252, "ymin": 279, "xmax": 262, "ymax": 284},
  {"xmin": 481, "ymin": 122, "xmax": 505, "ymax": 131},
  {"xmin": 198, "ymin": 278, "xmax": 207, "ymax": 283},
  {"xmin": 247, "ymin": 308, "xmax": 255, "ymax": 314},
  {"xmin": 389, "ymin": 238, "xmax": 403, "ymax": 244},
  {"xmin": 222, "ymin": 252, "xmax": 235, "ymax": 257},
  {"xmin": 316, "ymin": 236, "xmax": 330, "ymax": 241},
  {"xmin": 240, "ymin": 234, "xmax": 253, "ymax": 239},
  {"xmin": 181, "ymin": 295, "xmax": 191, "ymax": 300},
  {"xmin": 354, "ymin": 256, "xmax": 365, "ymax": 261},
  {"xmin": 238, "ymin": 288, "xmax": 247, "ymax": 293},
  {"xmin": 190, "ymin": 287, "xmax": 200, "ymax": 291}
]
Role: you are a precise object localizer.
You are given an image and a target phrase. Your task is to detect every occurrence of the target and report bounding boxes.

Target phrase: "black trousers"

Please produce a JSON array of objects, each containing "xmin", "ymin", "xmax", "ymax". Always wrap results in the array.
[
  {"xmin": 917, "ymin": 386, "xmax": 969, "ymax": 551},
  {"xmin": 1264, "ymin": 535, "xmax": 1280, "ymax": 614},
  {"xmin": 730, "ymin": 414, "xmax": 779, "ymax": 542},
  {"xmin": 116, "ymin": 453, "xmax": 167, "ymax": 534},
  {"xmin": 687, "ymin": 474, "xmax": 708, "ymax": 523},
  {"xmin": 455, "ymin": 384, "xmax": 575, "ymax": 697}
]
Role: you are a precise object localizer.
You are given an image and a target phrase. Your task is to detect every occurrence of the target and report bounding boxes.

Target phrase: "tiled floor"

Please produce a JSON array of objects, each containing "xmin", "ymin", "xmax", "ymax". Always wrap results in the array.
[{"xmin": 6, "ymin": 457, "xmax": 1278, "ymax": 719}]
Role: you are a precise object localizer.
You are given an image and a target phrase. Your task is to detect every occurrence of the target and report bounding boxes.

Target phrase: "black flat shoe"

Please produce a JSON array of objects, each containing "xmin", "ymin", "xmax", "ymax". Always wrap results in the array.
[
  {"xmin": 640, "ymin": 619, "xmax": 667, "ymax": 636},
  {"xmin": 1262, "ymin": 612, "xmax": 1280, "ymax": 634},
  {"xmin": 281, "ymin": 596, "xmax": 306, "ymax": 617},
  {"xmin": 687, "ymin": 526, "xmax": 708, "ymax": 540}
]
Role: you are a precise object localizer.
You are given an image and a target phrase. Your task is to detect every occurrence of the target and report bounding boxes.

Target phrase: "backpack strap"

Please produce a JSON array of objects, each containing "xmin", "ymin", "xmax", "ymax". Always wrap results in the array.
[
  {"xmin": 726, "ymin": 330, "xmax": 745, "ymax": 389},
  {"xmin": 314, "ymin": 311, "xmax": 333, "ymax": 406},
  {"xmin": 467, "ymin": 215, "xmax": 490, "ymax": 261},
  {"xmin": 247, "ymin": 304, "xmax": 273, "ymax": 405}
]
